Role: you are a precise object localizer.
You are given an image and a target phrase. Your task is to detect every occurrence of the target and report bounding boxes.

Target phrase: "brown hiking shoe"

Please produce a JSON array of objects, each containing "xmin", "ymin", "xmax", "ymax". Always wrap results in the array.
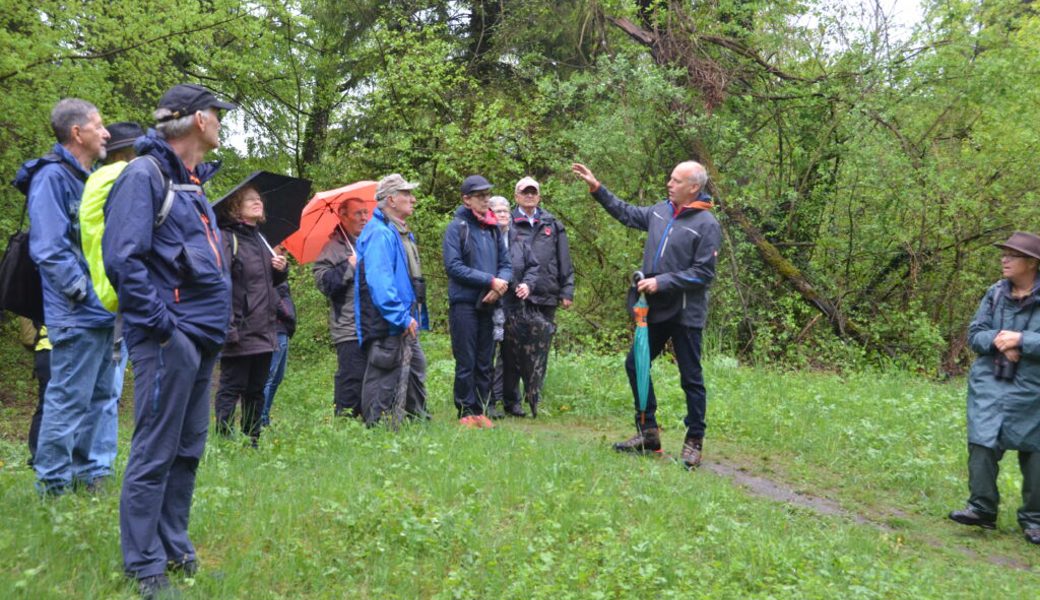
[
  {"xmin": 681, "ymin": 437, "xmax": 703, "ymax": 469},
  {"xmin": 613, "ymin": 428, "xmax": 661, "ymax": 454}
]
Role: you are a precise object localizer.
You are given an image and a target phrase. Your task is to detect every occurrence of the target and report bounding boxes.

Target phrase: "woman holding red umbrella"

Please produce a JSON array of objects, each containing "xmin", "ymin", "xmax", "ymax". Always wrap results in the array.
[{"xmin": 214, "ymin": 185, "xmax": 288, "ymax": 446}]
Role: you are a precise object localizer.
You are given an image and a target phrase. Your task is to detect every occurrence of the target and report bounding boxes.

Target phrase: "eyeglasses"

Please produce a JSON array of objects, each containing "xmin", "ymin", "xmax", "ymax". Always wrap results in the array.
[{"xmin": 465, "ymin": 191, "xmax": 492, "ymax": 200}]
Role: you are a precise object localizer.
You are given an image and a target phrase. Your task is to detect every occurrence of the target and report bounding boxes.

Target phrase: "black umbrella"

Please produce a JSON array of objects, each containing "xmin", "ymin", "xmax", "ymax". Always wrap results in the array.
[{"xmin": 213, "ymin": 171, "xmax": 312, "ymax": 246}]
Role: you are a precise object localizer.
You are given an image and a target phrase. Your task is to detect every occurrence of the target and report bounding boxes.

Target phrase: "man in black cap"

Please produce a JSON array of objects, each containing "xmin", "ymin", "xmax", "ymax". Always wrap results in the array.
[
  {"xmin": 103, "ymin": 84, "xmax": 235, "ymax": 599},
  {"xmin": 442, "ymin": 175, "xmax": 512, "ymax": 427}
]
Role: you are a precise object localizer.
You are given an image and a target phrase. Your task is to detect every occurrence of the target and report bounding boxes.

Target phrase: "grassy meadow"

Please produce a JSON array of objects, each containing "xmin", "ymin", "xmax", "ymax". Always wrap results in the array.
[{"xmin": 1, "ymin": 333, "xmax": 1038, "ymax": 599}]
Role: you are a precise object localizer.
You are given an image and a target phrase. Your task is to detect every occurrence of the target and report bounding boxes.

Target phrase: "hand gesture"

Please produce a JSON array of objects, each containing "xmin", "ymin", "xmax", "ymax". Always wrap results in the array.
[
  {"xmin": 571, "ymin": 163, "xmax": 600, "ymax": 191},
  {"xmin": 516, "ymin": 283, "xmax": 530, "ymax": 299}
]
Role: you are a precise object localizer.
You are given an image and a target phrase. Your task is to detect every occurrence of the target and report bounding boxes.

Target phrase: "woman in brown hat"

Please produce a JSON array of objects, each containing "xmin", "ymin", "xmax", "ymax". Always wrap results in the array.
[{"xmin": 949, "ymin": 231, "xmax": 1040, "ymax": 546}]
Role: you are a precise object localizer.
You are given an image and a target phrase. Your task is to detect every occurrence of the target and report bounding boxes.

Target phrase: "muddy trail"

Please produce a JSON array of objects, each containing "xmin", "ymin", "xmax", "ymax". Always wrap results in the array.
[{"xmin": 512, "ymin": 417, "xmax": 1037, "ymax": 572}]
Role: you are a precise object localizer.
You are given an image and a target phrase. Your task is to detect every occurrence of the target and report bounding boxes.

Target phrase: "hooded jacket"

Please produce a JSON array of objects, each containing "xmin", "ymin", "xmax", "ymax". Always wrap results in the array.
[
  {"xmin": 355, "ymin": 207, "xmax": 428, "ymax": 345},
  {"xmin": 592, "ymin": 185, "xmax": 721, "ymax": 328},
  {"xmin": 502, "ymin": 227, "xmax": 540, "ymax": 309},
  {"xmin": 967, "ymin": 279, "xmax": 1040, "ymax": 452},
  {"xmin": 220, "ymin": 221, "xmax": 286, "ymax": 357},
  {"xmin": 102, "ymin": 132, "xmax": 230, "ymax": 352},
  {"xmin": 442, "ymin": 205, "xmax": 512, "ymax": 306},
  {"xmin": 511, "ymin": 207, "xmax": 574, "ymax": 306},
  {"xmin": 16, "ymin": 143, "xmax": 114, "ymax": 328},
  {"xmin": 313, "ymin": 228, "xmax": 359, "ymax": 344}
]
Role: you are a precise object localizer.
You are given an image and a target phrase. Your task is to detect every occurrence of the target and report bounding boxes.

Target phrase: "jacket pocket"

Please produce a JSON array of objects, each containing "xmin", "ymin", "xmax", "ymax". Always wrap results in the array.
[{"xmin": 368, "ymin": 337, "xmax": 401, "ymax": 370}]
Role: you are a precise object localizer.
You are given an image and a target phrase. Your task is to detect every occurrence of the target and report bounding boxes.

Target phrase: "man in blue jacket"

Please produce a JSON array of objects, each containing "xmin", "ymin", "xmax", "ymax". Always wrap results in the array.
[
  {"xmin": 355, "ymin": 173, "xmax": 430, "ymax": 426},
  {"xmin": 572, "ymin": 161, "xmax": 722, "ymax": 470},
  {"xmin": 103, "ymin": 83, "xmax": 235, "ymax": 600},
  {"xmin": 443, "ymin": 175, "xmax": 512, "ymax": 427},
  {"xmin": 15, "ymin": 98, "xmax": 114, "ymax": 495}
]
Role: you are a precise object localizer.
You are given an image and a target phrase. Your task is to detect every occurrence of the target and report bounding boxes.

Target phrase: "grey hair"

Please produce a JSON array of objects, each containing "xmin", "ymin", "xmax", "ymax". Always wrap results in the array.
[
  {"xmin": 376, "ymin": 195, "xmax": 389, "ymax": 210},
  {"xmin": 488, "ymin": 195, "xmax": 510, "ymax": 210},
  {"xmin": 154, "ymin": 109, "xmax": 200, "ymax": 139},
  {"xmin": 51, "ymin": 98, "xmax": 98, "ymax": 144},
  {"xmin": 677, "ymin": 160, "xmax": 709, "ymax": 190}
]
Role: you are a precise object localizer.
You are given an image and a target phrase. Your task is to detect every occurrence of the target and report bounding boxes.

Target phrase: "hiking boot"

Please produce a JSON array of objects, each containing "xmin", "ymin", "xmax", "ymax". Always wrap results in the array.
[
  {"xmin": 1025, "ymin": 528, "xmax": 1040, "ymax": 545},
  {"xmin": 504, "ymin": 404, "xmax": 527, "ymax": 418},
  {"xmin": 167, "ymin": 559, "xmax": 198, "ymax": 577},
  {"xmin": 137, "ymin": 574, "xmax": 180, "ymax": 600},
  {"xmin": 487, "ymin": 405, "xmax": 506, "ymax": 420},
  {"xmin": 948, "ymin": 507, "xmax": 996, "ymax": 530},
  {"xmin": 613, "ymin": 428, "xmax": 661, "ymax": 454},
  {"xmin": 681, "ymin": 437, "xmax": 703, "ymax": 470}
]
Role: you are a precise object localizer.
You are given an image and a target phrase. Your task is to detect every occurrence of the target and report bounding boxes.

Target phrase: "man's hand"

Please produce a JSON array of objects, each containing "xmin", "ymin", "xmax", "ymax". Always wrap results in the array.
[
  {"xmin": 491, "ymin": 277, "xmax": 509, "ymax": 295},
  {"xmin": 636, "ymin": 277, "xmax": 659, "ymax": 294},
  {"xmin": 271, "ymin": 254, "xmax": 288, "ymax": 271},
  {"xmin": 994, "ymin": 330, "xmax": 1023, "ymax": 352},
  {"xmin": 406, "ymin": 318, "xmax": 418, "ymax": 337},
  {"xmin": 516, "ymin": 283, "xmax": 530, "ymax": 299},
  {"xmin": 561, "ymin": 298, "xmax": 573, "ymax": 308},
  {"xmin": 571, "ymin": 163, "xmax": 600, "ymax": 192},
  {"xmin": 1004, "ymin": 348, "xmax": 1022, "ymax": 363},
  {"xmin": 482, "ymin": 289, "xmax": 501, "ymax": 304},
  {"xmin": 348, "ymin": 254, "xmax": 357, "ymax": 267}
]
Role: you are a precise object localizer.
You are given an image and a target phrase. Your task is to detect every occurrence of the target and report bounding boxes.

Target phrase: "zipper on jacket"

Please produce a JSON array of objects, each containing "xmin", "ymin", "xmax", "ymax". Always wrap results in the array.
[
  {"xmin": 652, "ymin": 216, "xmax": 677, "ymax": 272},
  {"xmin": 196, "ymin": 209, "xmax": 223, "ymax": 270}
]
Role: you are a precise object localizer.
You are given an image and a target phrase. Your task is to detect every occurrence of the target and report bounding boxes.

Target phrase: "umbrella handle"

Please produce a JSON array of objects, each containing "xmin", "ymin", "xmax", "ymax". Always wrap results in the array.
[
  {"xmin": 632, "ymin": 270, "xmax": 645, "ymax": 286},
  {"xmin": 258, "ymin": 232, "xmax": 276, "ymax": 257}
]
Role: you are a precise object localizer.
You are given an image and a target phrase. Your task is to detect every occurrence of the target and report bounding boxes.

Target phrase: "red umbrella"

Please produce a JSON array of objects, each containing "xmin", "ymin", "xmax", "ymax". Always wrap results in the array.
[{"xmin": 282, "ymin": 181, "xmax": 377, "ymax": 264}]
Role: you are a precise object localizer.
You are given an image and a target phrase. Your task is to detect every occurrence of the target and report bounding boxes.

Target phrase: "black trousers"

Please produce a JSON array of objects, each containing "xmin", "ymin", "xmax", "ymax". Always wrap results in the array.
[
  {"xmin": 27, "ymin": 348, "xmax": 51, "ymax": 464},
  {"xmin": 496, "ymin": 303, "xmax": 557, "ymax": 410},
  {"xmin": 449, "ymin": 302, "xmax": 494, "ymax": 417},
  {"xmin": 334, "ymin": 340, "xmax": 365, "ymax": 418},
  {"xmin": 624, "ymin": 320, "xmax": 706, "ymax": 438},
  {"xmin": 215, "ymin": 352, "xmax": 273, "ymax": 440},
  {"xmin": 966, "ymin": 443, "xmax": 1040, "ymax": 530}
]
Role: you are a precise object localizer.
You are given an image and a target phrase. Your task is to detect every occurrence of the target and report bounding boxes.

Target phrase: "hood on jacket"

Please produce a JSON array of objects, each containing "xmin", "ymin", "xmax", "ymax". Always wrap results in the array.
[
  {"xmin": 13, "ymin": 143, "xmax": 89, "ymax": 196},
  {"xmin": 135, "ymin": 130, "xmax": 221, "ymax": 185}
]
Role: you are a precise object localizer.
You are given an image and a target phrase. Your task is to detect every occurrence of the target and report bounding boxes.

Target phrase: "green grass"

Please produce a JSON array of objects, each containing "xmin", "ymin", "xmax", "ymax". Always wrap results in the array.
[{"xmin": 0, "ymin": 333, "xmax": 1038, "ymax": 599}]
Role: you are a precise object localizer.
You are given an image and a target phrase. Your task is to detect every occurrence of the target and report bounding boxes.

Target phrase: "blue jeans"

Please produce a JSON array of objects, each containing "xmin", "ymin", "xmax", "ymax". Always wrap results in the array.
[
  {"xmin": 34, "ymin": 325, "xmax": 117, "ymax": 493},
  {"xmin": 90, "ymin": 339, "xmax": 127, "ymax": 478},
  {"xmin": 261, "ymin": 332, "xmax": 289, "ymax": 426}
]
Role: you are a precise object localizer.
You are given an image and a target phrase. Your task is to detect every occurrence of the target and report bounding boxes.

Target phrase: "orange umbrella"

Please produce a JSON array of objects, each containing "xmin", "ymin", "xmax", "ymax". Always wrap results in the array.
[{"xmin": 282, "ymin": 181, "xmax": 377, "ymax": 264}]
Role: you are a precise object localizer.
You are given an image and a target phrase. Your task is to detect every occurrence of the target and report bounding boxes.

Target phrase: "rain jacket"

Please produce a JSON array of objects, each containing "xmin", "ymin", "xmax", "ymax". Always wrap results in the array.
[
  {"xmin": 442, "ymin": 205, "xmax": 512, "ymax": 306},
  {"xmin": 221, "ymin": 221, "xmax": 286, "ymax": 357},
  {"xmin": 511, "ymin": 207, "xmax": 574, "ymax": 306},
  {"xmin": 274, "ymin": 282, "xmax": 297, "ymax": 338},
  {"xmin": 16, "ymin": 143, "xmax": 113, "ymax": 328},
  {"xmin": 967, "ymin": 279, "xmax": 1040, "ymax": 451},
  {"xmin": 314, "ymin": 228, "xmax": 359, "ymax": 344},
  {"xmin": 355, "ymin": 207, "xmax": 428, "ymax": 345},
  {"xmin": 592, "ymin": 185, "xmax": 721, "ymax": 328},
  {"xmin": 102, "ymin": 132, "xmax": 230, "ymax": 352},
  {"xmin": 80, "ymin": 161, "xmax": 127, "ymax": 312},
  {"xmin": 502, "ymin": 227, "xmax": 540, "ymax": 309}
]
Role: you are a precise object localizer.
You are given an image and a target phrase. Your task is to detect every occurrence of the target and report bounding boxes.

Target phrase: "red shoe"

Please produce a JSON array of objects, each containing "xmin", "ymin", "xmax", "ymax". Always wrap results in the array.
[
  {"xmin": 459, "ymin": 415, "xmax": 482, "ymax": 428},
  {"xmin": 476, "ymin": 415, "xmax": 495, "ymax": 428}
]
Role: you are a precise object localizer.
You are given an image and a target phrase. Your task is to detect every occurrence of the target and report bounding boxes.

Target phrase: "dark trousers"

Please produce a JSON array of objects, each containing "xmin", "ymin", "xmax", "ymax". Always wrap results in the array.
[
  {"xmin": 334, "ymin": 340, "xmax": 365, "ymax": 418},
  {"xmin": 120, "ymin": 328, "xmax": 218, "ymax": 578},
  {"xmin": 27, "ymin": 349, "xmax": 51, "ymax": 464},
  {"xmin": 360, "ymin": 334, "xmax": 428, "ymax": 426},
  {"xmin": 498, "ymin": 303, "xmax": 557, "ymax": 409},
  {"xmin": 967, "ymin": 443, "xmax": 1040, "ymax": 530},
  {"xmin": 215, "ymin": 352, "xmax": 273, "ymax": 441},
  {"xmin": 624, "ymin": 320, "xmax": 706, "ymax": 438},
  {"xmin": 449, "ymin": 302, "xmax": 494, "ymax": 417}
]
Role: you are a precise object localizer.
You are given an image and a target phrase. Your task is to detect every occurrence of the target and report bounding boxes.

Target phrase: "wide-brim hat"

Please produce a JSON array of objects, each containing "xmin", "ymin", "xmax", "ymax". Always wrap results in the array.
[
  {"xmin": 106, "ymin": 121, "xmax": 145, "ymax": 153},
  {"xmin": 994, "ymin": 231, "xmax": 1040, "ymax": 260}
]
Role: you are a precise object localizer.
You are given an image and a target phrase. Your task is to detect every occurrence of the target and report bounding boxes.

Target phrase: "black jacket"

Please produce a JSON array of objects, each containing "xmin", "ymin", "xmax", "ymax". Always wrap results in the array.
[
  {"xmin": 221, "ymin": 222, "xmax": 287, "ymax": 356},
  {"xmin": 503, "ymin": 227, "xmax": 540, "ymax": 309},
  {"xmin": 511, "ymin": 207, "xmax": 574, "ymax": 306}
]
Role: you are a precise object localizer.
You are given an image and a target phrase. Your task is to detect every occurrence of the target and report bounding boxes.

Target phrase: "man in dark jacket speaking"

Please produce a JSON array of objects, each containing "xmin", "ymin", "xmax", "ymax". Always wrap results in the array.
[
  {"xmin": 572, "ymin": 161, "xmax": 721, "ymax": 470},
  {"xmin": 103, "ymin": 83, "xmax": 235, "ymax": 599}
]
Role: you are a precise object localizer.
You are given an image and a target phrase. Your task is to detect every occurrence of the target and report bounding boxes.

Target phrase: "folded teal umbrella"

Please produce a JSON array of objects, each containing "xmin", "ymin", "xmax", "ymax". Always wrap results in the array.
[{"xmin": 632, "ymin": 272, "xmax": 650, "ymax": 424}]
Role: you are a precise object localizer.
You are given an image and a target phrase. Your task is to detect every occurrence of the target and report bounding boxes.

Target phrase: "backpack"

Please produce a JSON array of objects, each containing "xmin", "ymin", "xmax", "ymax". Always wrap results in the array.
[{"xmin": 0, "ymin": 153, "xmax": 85, "ymax": 321}]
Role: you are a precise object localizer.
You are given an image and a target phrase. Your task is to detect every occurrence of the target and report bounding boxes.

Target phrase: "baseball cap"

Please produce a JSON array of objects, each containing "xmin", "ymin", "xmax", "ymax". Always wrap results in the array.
[
  {"xmin": 156, "ymin": 84, "xmax": 237, "ymax": 122},
  {"xmin": 515, "ymin": 176, "xmax": 540, "ymax": 193},
  {"xmin": 461, "ymin": 175, "xmax": 492, "ymax": 195},
  {"xmin": 376, "ymin": 173, "xmax": 419, "ymax": 200}
]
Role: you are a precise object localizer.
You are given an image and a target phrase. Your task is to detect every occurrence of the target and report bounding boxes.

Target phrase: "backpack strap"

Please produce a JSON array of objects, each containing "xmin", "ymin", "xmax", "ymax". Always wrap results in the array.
[
  {"xmin": 132, "ymin": 156, "xmax": 204, "ymax": 229},
  {"xmin": 230, "ymin": 231, "xmax": 238, "ymax": 257}
]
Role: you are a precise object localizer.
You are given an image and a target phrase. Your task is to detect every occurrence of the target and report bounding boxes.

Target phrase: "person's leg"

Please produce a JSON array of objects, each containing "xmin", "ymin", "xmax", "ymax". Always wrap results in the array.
[
  {"xmin": 491, "ymin": 341, "xmax": 504, "ymax": 407},
  {"xmin": 360, "ymin": 337, "xmax": 403, "ymax": 426},
  {"xmin": 671, "ymin": 325, "xmax": 706, "ymax": 440},
  {"xmin": 241, "ymin": 352, "xmax": 273, "ymax": 442},
  {"xmin": 1016, "ymin": 450, "xmax": 1040, "ymax": 532},
  {"xmin": 501, "ymin": 335, "xmax": 523, "ymax": 413},
  {"xmin": 623, "ymin": 321, "xmax": 672, "ymax": 431},
  {"xmin": 261, "ymin": 332, "xmax": 289, "ymax": 426},
  {"xmin": 76, "ymin": 328, "xmax": 121, "ymax": 485},
  {"xmin": 405, "ymin": 336, "xmax": 429, "ymax": 419},
  {"xmin": 27, "ymin": 348, "xmax": 50, "ymax": 466},
  {"xmin": 342, "ymin": 340, "xmax": 366, "ymax": 418},
  {"xmin": 214, "ymin": 355, "xmax": 248, "ymax": 437},
  {"xmin": 449, "ymin": 303, "xmax": 479, "ymax": 417},
  {"xmin": 333, "ymin": 341, "xmax": 353, "ymax": 416},
  {"xmin": 473, "ymin": 310, "xmax": 495, "ymax": 415},
  {"xmin": 158, "ymin": 347, "xmax": 217, "ymax": 567},
  {"xmin": 967, "ymin": 443, "xmax": 1003, "ymax": 519},
  {"xmin": 120, "ymin": 328, "xmax": 201, "ymax": 578},
  {"xmin": 34, "ymin": 326, "xmax": 110, "ymax": 493}
]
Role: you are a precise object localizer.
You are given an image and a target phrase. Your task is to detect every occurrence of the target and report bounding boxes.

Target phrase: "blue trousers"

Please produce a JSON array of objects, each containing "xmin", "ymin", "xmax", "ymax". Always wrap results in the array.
[
  {"xmin": 33, "ymin": 325, "xmax": 117, "ymax": 492},
  {"xmin": 624, "ymin": 320, "xmax": 706, "ymax": 438},
  {"xmin": 449, "ymin": 303, "xmax": 494, "ymax": 417},
  {"xmin": 120, "ymin": 328, "xmax": 218, "ymax": 578},
  {"xmin": 261, "ymin": 332, "xmax": 289, "ymax": 426}
]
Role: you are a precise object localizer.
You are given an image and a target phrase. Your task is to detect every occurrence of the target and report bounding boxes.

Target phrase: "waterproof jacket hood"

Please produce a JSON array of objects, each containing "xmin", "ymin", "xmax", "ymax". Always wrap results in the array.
[
  {"xmin": 18, "ymin": 143, "xmax": 114, "ymax": 328},
  {"xmin": 102, "ymin": 131, "xmax": 230, "ymax": 351}
]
